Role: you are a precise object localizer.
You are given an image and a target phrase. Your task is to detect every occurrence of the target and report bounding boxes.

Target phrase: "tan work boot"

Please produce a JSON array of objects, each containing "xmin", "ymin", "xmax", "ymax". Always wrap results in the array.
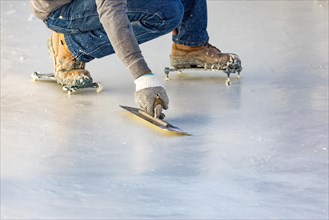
[
  {"xmin": 48, "ymin": 31, "xmax": 93, "ymax": 88},
  {"xmin": 170, "ymin": 43, "xmax": 242, "ymax": 73}
]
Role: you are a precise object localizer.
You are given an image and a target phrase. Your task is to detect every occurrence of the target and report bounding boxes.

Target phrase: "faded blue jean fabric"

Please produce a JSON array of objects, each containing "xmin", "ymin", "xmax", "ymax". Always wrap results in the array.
[{"xmin": 44, "ymin": 0, "xmax": 209, "ymax": 62}]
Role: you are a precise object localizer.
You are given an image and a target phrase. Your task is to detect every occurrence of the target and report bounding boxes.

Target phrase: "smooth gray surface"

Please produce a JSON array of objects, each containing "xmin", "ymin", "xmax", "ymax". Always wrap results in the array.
[{"xmin": 1, "ymin": 1, "xmax": 328, "ymax": 219}]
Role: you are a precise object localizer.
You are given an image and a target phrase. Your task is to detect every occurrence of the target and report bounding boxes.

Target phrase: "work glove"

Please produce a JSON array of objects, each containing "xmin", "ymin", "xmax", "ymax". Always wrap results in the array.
[{"xmin": 134, "ymin": 74, "xmax": 169, "ymax": 118}]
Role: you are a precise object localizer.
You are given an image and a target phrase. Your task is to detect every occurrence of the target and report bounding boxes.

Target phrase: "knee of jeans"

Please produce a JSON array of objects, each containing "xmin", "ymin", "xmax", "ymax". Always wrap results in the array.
[{"xmin": 158, "ymin": 1, "xmax": 184, "ymax": 32}]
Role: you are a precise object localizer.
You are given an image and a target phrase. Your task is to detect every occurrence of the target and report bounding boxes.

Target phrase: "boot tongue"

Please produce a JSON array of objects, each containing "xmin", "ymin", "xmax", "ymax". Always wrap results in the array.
[{"xmin": 205, "ymin": 43, "xmax": 222, "ymax": 53}]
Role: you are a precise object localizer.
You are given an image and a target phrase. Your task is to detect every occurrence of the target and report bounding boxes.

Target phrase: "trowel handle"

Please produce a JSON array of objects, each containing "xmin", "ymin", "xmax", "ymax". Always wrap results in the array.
[
  {"xmin": 154, "ymin": 105, "xmax": 163, "ymax": 119},
  {"xmin": 154, "ymin": 94, "xmax": 165, "ymax": 119}
]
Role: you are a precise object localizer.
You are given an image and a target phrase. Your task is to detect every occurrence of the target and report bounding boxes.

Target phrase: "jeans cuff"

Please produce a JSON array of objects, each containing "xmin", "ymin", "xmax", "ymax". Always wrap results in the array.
[
  {"xmin": 64, "ymin": 35, "xmax": 79, "ymax": 60},
  {"xmin": 172, "ymin": 36, "xmax": 209, "ymax": 47}
]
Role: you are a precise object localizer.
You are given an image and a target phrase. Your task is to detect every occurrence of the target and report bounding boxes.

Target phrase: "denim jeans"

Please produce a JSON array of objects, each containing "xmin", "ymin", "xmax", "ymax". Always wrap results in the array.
[{"xmin": 45, "ymin": 0, "xmax": 209, "ymax": 63}]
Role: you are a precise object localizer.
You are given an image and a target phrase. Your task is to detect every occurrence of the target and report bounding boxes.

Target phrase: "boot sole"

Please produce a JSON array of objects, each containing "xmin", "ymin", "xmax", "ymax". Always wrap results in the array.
[
  {"xmin": 170, "ymin": 57, "xmax": 206, "ymax": 69},
  {"xmin": 170, "ymin": 54, "xmax": 242, "ymax": 73}
]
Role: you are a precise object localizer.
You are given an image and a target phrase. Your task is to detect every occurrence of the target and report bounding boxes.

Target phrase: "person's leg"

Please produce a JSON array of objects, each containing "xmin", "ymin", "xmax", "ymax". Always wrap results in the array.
[
  {"xmin": 45, "ymin": 0, "xmax": 183, "ymax": 63},
  {"xmin": 169, "ymin": 0, "xmax": 242, "ymax": 84},
  {"xmin": 172, "ymin": 0, "xmax": 209, "ymax": 47},
  {"xmin": 48, "ymin": 31, "xmax": 93, "ymax": 87}
]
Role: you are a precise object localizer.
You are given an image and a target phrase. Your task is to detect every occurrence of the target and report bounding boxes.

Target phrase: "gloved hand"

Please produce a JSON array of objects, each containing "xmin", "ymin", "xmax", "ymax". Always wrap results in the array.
[{"xmin": 134, "ymin": 74, "xmax": 169, "ymax": 117}]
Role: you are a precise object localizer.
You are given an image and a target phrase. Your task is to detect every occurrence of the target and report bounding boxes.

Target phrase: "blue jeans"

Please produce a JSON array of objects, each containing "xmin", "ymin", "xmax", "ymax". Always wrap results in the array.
[{"xmin": 45, "ymin": 0, "xmax": 209, "ymax": 63}]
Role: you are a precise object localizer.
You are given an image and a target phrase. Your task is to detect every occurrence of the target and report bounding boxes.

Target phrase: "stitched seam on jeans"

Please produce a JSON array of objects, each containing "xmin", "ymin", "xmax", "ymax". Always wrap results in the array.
[
  {"xmin": 127, "ymin": 11, "xmax": 164, "ymax": 30},
  {"xmin": 47, "ymin": 13, "xmax": 99, "ymax": 22},
  {"xmin": 69, "ymin": 13, "xmax": 100, "ymax": 21}
]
